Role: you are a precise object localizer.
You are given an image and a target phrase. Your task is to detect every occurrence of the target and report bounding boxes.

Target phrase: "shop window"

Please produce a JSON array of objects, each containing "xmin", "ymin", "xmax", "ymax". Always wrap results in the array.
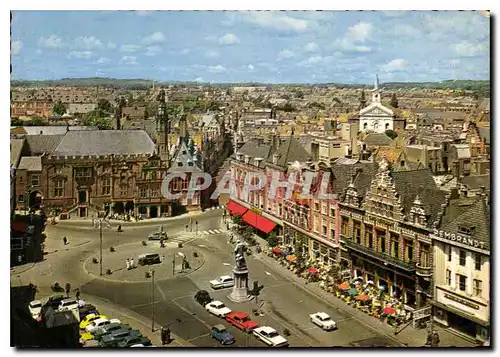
[{"xmin": 459, "ymin": 250, "xmax": 466, "ymax": 266}]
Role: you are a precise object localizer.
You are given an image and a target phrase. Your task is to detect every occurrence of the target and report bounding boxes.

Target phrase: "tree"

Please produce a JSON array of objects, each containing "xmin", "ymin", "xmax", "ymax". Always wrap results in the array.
[
  {"xmin": 389, "ymin": 93, "xmax": 399, "ymax": 108},
  {"xmin": 267, "ymin": 232, "xmax": 278, "ymax": 248},
  {"xmin": 359, "ymin": 90, "xmax": 367, "ymax": 108},
  {"xmin": 11, "ymin": 117, "xmax": 23, "ymax": 126},
  {"xmin": 98, "ymin": 99, "xmax": 113, "ymax": 117},
  {"xmin": 52, "ymin": 100, "xmax": 66, "ymax": 116},
  {"xmin": 385, "ymin": 129, "xmax": 398, "ymax": 140}
]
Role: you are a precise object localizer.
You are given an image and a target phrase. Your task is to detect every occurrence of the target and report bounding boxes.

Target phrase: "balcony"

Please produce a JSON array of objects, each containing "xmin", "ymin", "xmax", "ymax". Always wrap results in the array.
[
  {"xmin": 416, "ymin": 263, "xmax": 432, "ymax": 278},
  {"xmin": 343, "ymin": 238, "xmax": 417, "ymax": 272}
]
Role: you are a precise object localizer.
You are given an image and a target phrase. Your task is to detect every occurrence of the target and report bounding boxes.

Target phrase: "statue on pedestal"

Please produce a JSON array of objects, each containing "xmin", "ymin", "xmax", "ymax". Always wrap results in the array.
[{"xmin": 234, "ymin": 241, "xmax": 247, "ymax": 270}]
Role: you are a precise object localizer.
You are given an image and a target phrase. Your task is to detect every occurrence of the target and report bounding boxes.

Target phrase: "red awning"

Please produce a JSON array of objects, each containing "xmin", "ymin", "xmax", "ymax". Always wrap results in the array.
[
  {"xmin": 226, "ymin": 200, "xmax": 248, "ymax": 216},
  {"xmin": 242, "ymin": 210, "xmax": 276, "ymax": 234}
]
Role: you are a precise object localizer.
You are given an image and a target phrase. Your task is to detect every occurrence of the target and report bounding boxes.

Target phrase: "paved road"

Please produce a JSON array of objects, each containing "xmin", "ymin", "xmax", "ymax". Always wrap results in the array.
[{"xmin": 12, "ymin": 210, "xmax": 476, "ymax": 348}]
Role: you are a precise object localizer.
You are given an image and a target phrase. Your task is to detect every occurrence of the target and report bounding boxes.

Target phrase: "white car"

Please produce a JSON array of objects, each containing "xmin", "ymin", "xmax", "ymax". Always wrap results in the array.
[
  {"xmin": 85, "ymin": 318, "xmax": 121, "ymax": 333},
  {"xmin": 210, "ymin": 275, "xmax": 235, "ymax": 289},
  {"xmin": 205, "ymin": 300, "xmax": 232, "ymax": 318},
  {"xmin": 309, "ymin": 312, "xmax": 337, "ymax": 331},
  {"xmin": 58, "ymin": 298, "xmax": 79, "ymax": 312},
  {"xmin": 28, "ymin": 300, "xmax": 42, "ymax": 320},
  {"xmin": 253, "ymin": 326, "xmax": 289, "ymax": 347}
]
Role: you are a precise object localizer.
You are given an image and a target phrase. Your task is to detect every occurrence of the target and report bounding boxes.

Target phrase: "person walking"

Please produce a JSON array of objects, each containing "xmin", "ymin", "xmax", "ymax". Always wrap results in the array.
[
  {"xmin": 65, "ymin": 282, "xmax": 71, "ymax": 297},
  {"xmin": 75, "ymin": 289, "xmax": 81, "ymax": 301},
  {"xmin": 161, "ymin": 327, "xmax": 167, "ymax": 345},
  {"xmin": 63, "ymin": 236, "xmax": 68, "ymax": 245},
  {"xmin": 126, "ymin": 258, "xmax": 130, "ymax": 270},
  {"xmin": 130, "ymin": 258, "xmax": 135, "ymax": 269}
]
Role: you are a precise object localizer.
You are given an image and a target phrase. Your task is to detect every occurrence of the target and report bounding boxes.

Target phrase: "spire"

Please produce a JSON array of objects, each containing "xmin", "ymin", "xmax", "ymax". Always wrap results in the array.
[
  {"xmin": 375, "ymin": 74, "xmax": 379, "ymax": 90},
  {"xmin": 372, "ymin": 74, "xmax": 381, "ymax": 104}
]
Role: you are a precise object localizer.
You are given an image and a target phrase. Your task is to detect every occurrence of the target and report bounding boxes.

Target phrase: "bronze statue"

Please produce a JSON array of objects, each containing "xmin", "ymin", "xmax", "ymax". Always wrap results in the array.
[{"xmin": 234, "ymin": 241, "xmax": 247, "ymax": 270}]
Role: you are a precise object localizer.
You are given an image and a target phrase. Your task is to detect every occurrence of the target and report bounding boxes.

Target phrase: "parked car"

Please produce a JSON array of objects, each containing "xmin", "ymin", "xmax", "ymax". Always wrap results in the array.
[
  {"xmin": 253, "ymin": 326, "xmax": 289, "ymax": 347},
  {"xmin": 194, "ymin": 290, "xmax": 212, "ymax": 307},
  {"xmin": 148, "ymin": 231, "xmax": 167, "ymax": 240},
  {"xmin": 210, "ymin": 275, "xmax": 235, "ymax": 290},
  {"xmin": 210, "ymin": 324, "xmax": 235, "ymax": 345},
  {"xmin": 206, "ymin": 300, "xmax": 232, "ymax": 318},
  {"xmin": 99, "ymin": 329, "xmax": 142, "ymax": 348},
  {"xmin": 309, "ymin": 312, "xmax": 337, "ymax": 331},
  {"xmin": 46, "ymin": 295, "xmax": 65, "ymax": 309},
  {"xmin": 58, "ymin": 298, "xmax": 79, "ymax": 312},
  {"xmin": 85, "ymin": 318, "xmax": 122, "ymax": 333},
  {"xmin": 79, "ymin": 313, "xmax": 108, "ymax": 330},
  {"xmin": 28, "ymin": 300, "xmax": 42, "ymax": 320},
  {"xmin": 225, "ymin": 312, "xmax": 258, "ymax": 332},
  {"xmin": 117, "ymin": 336, "xmax": 152, "ymax": 347},
  {"xmin": 79, "ymin": 304, "xmax": 99, "ymax": 320},
  {"xmin": 93, "ymin": 323, "xmax": 132, "ymax": 340},
  {"xmin": 138, "ymin": 253, "xmax": 161, "ymax": 266}
]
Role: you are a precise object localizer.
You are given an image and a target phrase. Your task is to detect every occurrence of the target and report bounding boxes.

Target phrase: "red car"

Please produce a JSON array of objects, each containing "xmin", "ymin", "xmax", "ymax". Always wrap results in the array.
[{"xmin": 225, "ymin": 312, "xmax": 258, "ymax": 332}]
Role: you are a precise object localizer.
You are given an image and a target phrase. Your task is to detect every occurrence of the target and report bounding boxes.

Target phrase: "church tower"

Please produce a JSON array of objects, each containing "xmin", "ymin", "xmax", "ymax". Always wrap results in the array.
[{"xmin": 372, "ymin": 74, "xmax": 381, "ymax": 104}]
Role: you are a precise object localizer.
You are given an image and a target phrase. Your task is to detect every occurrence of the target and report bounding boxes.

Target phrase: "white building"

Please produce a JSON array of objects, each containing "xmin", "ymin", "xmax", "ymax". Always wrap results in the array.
[
  {"xmin": 431, "ymin": 193, "xmax": 490, "ymax": 343},
  {"xmin": 359, "ymin": 75, "xmax": 405, "ymax": 133}
]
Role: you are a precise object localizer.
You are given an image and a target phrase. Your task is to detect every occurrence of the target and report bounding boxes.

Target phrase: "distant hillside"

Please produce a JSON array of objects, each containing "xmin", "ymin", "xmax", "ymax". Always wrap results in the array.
[{"xmin": 11, "ymin": 77, "xmax": 490, "ymax": 94}]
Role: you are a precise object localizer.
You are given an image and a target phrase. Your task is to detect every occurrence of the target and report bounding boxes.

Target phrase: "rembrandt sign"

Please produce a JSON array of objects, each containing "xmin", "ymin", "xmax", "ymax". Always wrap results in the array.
[
  {"xmin": 444, "ymin": 293, "xmax": 480, "ymax": 310},
  {"xmin": 432, "ymin": 229, "xmax": 486, "ymax": 250}
]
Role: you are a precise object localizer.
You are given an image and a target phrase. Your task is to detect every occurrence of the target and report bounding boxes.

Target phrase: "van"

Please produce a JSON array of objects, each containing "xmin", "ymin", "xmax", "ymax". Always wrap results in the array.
[{"xmin": 138, "ymin": 253, "xmax": 161, "ymax": 266}]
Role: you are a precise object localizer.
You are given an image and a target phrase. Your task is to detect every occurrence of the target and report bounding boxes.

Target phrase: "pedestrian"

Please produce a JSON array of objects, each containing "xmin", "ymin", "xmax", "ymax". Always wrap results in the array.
[
  {"xmin": 65, "ymin": 282, "xmax": 71, "ymax": 297},
  {"xmin": 165, "ymin": 327, "xmax": 171, "ymax": 344},
  {"xmin": 126, "ymin": 258, "xmax": 130, "ymax": 270},
  {"xmin": 75, "ymin": 288, "xmax": 81, "ymax": 300},
  {"xmin": 161, "ymin": 327, "xmax": 167, "ymax": 345},
  {"xmin": 161, "ymin": 254, "xmax": 165, "ymax": 262},
  {"xmin": 130, "ymin": 258, "xmax": 135, "ymax": 269},
  {"xmin": 63, "ymin": 236, "xmax": 68, "ymax": 245},
  {"xmin": 432, "ymin": 332, "xmax": 440, "ymax": 347}
]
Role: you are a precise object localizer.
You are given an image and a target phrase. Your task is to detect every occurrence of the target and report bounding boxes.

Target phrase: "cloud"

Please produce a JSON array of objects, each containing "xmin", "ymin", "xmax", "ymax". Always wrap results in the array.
[
  {"xmin": 107, "ymin": 42, "xmax": 117, "ymax": 49},
  {"xmin": 240, "ymin": 11, "xmax": 309, "ymax": 32},
  {"xmin": 68, "ymin": 51, "xmax": 94, "ymax": 59},
  {"xmin": 94, "ymin": 57, "xmax": 111, "ymax": 64},
  {"xmin": 383, "ymin": 58, "xmax": 409, "ymax": 72},
  {"xmin": 333, "ymin": 38, "xmax": 371, "ymax": 53},
  {"xmin": 392, "ymin": 24, "xmax": 420, "ymax": 38},
  {"xmin": 180, "ymin": 49, "xmax": 191, "ymax": 55},
  {"xmin": 205, "ymin": 50, "xmax": 219, "ymax": 58},
  {"xmin": 38, "ymin": 35, "xmax": 64, "ymax": 49},
  {"xmin": 74, "ymin": 36, "xmax": 104, "ymax": 50},
  {"xmin": 218, "ymin": 33, "xmax": 240, "ymax": 45},
  {"xmin": 277, "ymin": 49, "xmax": 295, "ymax": 60},
  {"xmin": 145, "ymin": 45, "xmax": 162, "ymax": 56},
  {"xmin": 207, "ymin": 65, "xmax": 226, "ymax": 73},
  {"xmin": 247, "ymin": 64, "xmax": 255, "ymax": 71},
  {"xmin": 11, "ymin": 40, "xmax": 22, "ymax": 55},
  {"xmin": 304, "ymin": 42, "xmax": 318, "ymax": 52},
  {"xmin": 453, "ymin": 41, "xmax": 488, "ymax": 57},
  {"xmin": 120, "ymin": 56, "xmax": 138, "ymax": 65},
  {"xmin": 120, "ymin": 44, "xmax": 141, "ymax": 52},
  {"xmin": 347, "ymin": 22, "xmax": 373, "ymax": 42},
  {"xmin": 194, "ymin": 77, "xmax": 204, "ymax": 82},
  {"xmin": 142, "ymin": 32, "xmax": 166, "ymax": 44},
  {"xmin": 298, "ymin": 55, "xmax": 336, "ymax": 67}
]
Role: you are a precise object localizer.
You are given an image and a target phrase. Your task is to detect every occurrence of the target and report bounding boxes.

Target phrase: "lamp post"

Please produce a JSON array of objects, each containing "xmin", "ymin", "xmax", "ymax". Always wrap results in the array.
[
  {"xmin": 99, "ymin": 220, "xmax": 103, "ymax": 276},
  {"xmin": 151, "ymin": 269, "xmax": 156, "ymax": 332}
]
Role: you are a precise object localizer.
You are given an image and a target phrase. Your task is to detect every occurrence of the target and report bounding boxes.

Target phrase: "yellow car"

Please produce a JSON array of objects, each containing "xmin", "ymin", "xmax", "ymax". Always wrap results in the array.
[
  {"xmin": 79, "ymin": 313, "xmax": 108, "ymax": 330},
  {"xmin": 80, "ymin": 331, "xmax": 96, "ymax": 342}
]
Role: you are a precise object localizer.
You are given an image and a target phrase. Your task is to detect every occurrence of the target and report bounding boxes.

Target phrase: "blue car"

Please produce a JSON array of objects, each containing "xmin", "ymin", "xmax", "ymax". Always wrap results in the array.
[{"xmin": 211, "ymin": 324, "xmax": 235, "ymax": 345}]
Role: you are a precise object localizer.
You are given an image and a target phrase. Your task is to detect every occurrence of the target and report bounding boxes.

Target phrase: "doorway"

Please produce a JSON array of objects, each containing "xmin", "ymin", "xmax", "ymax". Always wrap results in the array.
[
  {"xmin": 150, "ymin": 206, "xmax": 158, "ymax": 218},
  {"xmin": 79, "ymin": 207, "xmax": 86, "ymax": 217},
  {"xmin": 78, "ymin": 191, "xmax": 87, "ymax": 204}
]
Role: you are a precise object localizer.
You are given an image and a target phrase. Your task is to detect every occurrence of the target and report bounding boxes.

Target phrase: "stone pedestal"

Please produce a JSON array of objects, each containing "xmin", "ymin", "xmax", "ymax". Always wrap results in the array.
[{"xmin": 228, "ymin": 267, "xmax": 253, "ymax": 303}]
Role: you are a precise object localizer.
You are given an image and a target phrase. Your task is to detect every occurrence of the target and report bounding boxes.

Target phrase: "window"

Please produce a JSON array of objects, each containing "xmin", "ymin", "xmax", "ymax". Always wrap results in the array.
[
  {"xmin": 393, "ymin": 240, "xmax": 399, "ymax": 259},
  {"xmin": 101, "ymin": 178, "xmax": 111, "ymax": 195},
  {"xmin": 380, "ymin": 235, "xmax": 386, "ymax": 253},
  {"xmin": 55, "ymin": 166, "xmax": 62, "ymax": 174},
  {"xmin": 54, "ymin": 180, "xmax": 64, "ymax": 197},
  {"xmin": 19, "ymin": 177, "xmax": 23, "ymax": 184},
  {"xmin": 18, "ymin": 194, "xmax": 24, "ymax": 202},
  {"xmin": 151, "ymin": 171, "xmax": 157, "ymax": 181},
  {"xmin": 120, "ymin": 186, "xmax": 128, "ymax": 197},
  {"xmin": 459, "ymin": 250, "xmax": 466, "ymax": 266},
  {"xmin": 446, "ymin": 269, "xmax": 451, "ymax": 285},
  {"xmin": 151, "ymin": 188, "xmax": 158, "ymax": 198},
  {"xmin": 139, "ymin": 187, "xmax": 148, "ymax": 198},
  {"xmin": 354, "ymin": 223, "xmax": 361, "ymax": 244},
  {"xmin": 406, "ymin": 242, "xmax": 413, "ymax": 262},
  {"xmin": 330, "ymin": 207, "xmax": 335, "ymax": 217},
  {"xmin": 177, "ymin": 162, "xmax": 183, "ymax": 167},
  {"xmin": 475, "ymin": 254, "xmax": 481, "ymax": 271},
  {"xmin": 322, "ymin": 225, "xmax": 327, "ymax": 236},
  {"xmin": 75, "ymin": 167, "xmax": 92, "ymax": 178},
  {"xmin": 473, "ymin": 279, "xmax": 482, "ymax": 296},
  {"xmin": 331, "ymin": 229, "xmax": 335, "ymax": 239},
  {"xmin": 456, "ymin": 274, "xmax": 467, "ymax": 292},
  {"xmin": 31, "ymin": 174, "xmax": 40, "ymax": 187},
  {"xmin": 315, "ymin": 202, "xmax": 320, "ymax": 211},
  {"xmin": 188, "ymin": 162, "xmax": 194, "ymax": 167},
  {"xmin": 448, "ymin": 246, "xmax": 452, "ymax": 262},
  {"xmin": 366, "ymin": 229, "xmax": 373, "ymax": 249},
  {"xmin": 341, "ymin": 217, "xmax": 349, "ymax": 236}
]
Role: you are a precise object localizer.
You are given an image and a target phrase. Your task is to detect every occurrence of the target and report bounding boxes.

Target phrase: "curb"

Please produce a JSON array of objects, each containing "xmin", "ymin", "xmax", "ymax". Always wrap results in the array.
[
  {"xmin": 11, "ymin": 261, "xmax": 36, "ymax": 275},
  {"xmin": 45, "ymin": 240, "xmax": 91, "ymax": 254}
]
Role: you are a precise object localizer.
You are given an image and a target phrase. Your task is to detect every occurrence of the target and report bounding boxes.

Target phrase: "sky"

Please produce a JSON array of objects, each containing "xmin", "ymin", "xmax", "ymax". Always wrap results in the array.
[{"xmin": 10, "ymin": 10, "xmax": 490, "ymax": 84}]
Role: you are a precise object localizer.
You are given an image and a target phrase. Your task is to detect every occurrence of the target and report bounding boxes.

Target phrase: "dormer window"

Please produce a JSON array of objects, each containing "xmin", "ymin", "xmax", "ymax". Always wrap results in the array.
[
  {"xmin": 188, "ymin": 162, "xmax": 194, "ymax": 167},
  {"xmin": 177, "ymin": 162, "xmax": 183, "ymax": 167},
  {"xmin": 182, "ymin": 150, "xmax": 187, "ymax": 155},
  {"xmin": 458, "ymin": 225, "xmax": 475, "ymax": 235}
]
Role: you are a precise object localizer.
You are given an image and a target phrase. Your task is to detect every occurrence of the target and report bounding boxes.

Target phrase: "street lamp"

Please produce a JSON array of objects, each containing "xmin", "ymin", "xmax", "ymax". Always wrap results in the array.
[
  {"xmin": 94, "ymin": 217, "xmax": 111, "ymax": 276},
  {"xmin": 151, "ymin": 269, "xmax": 156, "ymax": 332}
]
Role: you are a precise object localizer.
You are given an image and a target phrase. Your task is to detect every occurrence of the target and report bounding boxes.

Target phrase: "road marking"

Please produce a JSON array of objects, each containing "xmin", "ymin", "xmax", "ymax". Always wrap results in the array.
[
  {"xmin": 198, "ymin": 244, "xmax": 206, "ymax": 248},
  {"xmin": 156, "ymin": 284, "xmax": 167, "ymax": 301},
  {"xmin": 127, "ymin": 301, "xmax": 162, "ymax": 309},
  {"xmin": 208, "ymin": 230, "xmax": 215, "ymax": 234},
  {"xmin": 265, "ymin": 282, "xmax": 292, "ymax": 289},
  {"xmin": 187, "ymin": 333, "xmax": 210, "ymax": 342},
  {"xmin": 172, "ymin": 300, "xmax": 211, "ymax": 329}
]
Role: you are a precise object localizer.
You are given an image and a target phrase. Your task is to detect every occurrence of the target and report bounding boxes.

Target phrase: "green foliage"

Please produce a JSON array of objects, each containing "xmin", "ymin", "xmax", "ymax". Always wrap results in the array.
[
  {"xmin": 23, "ymin": 117, "xmax": 48, "ymax": 126},
  {"xmin": 98, "ymin": 99, "xmax": 113, "ymax": 116},
  {"xmin": 389, "ymin": 93, "xmax": 399, "ymax": 108},
  {"xmin": 52, "ymin": 100, "xmax": 66, "ymax": 116},
  {"xmin": 11, "ymin": 117, "xmax": 23, "ymax": 126},
  {"xmin": 385, "ymin": 129, "xmax": 398, "ymax": 140},
  {"xmin": 267, "ymin": 232, "xmax": 279, "ymax": 248},
  {"xmin": 307, "ymin": 102, "xmax": 325, "ymax": 110},
  {"xmin": 82, "ymin": 112, "xmax": 113, "ymax": 129},
  {"xmin": 279, "ymin": 102, "xmax": 296, "ymax": 112}
]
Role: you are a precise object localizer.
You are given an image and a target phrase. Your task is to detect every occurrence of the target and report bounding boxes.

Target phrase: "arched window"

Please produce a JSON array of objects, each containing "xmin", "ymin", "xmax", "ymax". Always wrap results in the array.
[
  {"xmin": 385, "ymin": 123, "xmax": 390, "ymax": 130},
  {"xmin": 363, "ymin": 123, "xmax": 368, "ymax": 130}
]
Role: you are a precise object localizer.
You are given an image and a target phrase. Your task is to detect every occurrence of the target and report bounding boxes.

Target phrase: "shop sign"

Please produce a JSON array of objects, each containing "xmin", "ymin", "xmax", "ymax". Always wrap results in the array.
[
  {"xmin": 433, "ymin": 229, "xmax": 486, "ymax": 250},
  {"xmin": 251, "ymin": 207, "xmax": 262, "ymax": 215},
  {"xmin": 444, "ymin": 293, "xmax": 480, "ymax": 310}
]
